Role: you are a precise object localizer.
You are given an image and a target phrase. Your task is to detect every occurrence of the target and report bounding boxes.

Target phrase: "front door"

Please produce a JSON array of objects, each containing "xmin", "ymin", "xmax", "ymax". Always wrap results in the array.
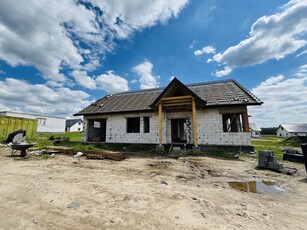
[{"xmin": 171, "ymin": 119, "xmax": 187, "ymax": 143}]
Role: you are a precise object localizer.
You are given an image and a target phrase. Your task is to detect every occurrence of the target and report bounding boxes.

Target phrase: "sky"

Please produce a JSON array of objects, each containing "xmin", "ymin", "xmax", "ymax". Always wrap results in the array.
[{"xmin": 0, "ymin": 0, "xmax": 306, "ymax": 127}]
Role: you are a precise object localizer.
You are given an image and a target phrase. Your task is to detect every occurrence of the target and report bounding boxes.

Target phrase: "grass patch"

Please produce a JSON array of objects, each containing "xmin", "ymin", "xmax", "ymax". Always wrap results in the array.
[{"xmin": 252, "ymin": 136, "xmax": 300, "ymax": 160}]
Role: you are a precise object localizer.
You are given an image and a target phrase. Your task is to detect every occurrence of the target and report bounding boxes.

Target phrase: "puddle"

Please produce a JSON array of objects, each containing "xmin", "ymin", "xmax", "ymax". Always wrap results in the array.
[{"xmin": 228, "ymin": 180, "xmax": 284, "ymax": 194}]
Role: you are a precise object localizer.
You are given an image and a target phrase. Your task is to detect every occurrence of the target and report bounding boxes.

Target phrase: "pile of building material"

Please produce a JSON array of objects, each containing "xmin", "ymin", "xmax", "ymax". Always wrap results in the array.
[
  {"xmin": 85, "ymin": 151, "xmax": 127, "ymax": 161},
  {"xmin": 258, "ymin": 150, "xmax": 297, "ymax": 175},
  {"xmin": 283, "ymin": 149, "xmax": 304, "ymax": 162}
]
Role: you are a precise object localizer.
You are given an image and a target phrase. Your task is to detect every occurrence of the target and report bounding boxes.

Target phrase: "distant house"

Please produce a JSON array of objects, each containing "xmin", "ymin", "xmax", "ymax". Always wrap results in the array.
[
  {"xmin": 75, "ymin": 78, "xmax": 263, "ymax": 151},
  {"xmin": 0, "ymin": 110, "xmax": 66, "ymax": 133},
  {"xmin": 276, "ymin": 124, "xmax": 307, "ymax": 138},
  {"xmin": 249, "ymin": 123, "xmax": 261, "ymax": 138},
  {"xmin": 66, "ymin": 119, "xmax": 83, "ymax": 132}
]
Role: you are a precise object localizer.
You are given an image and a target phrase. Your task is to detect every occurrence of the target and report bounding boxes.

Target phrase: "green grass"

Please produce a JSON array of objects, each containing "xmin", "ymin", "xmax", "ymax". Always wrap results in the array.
[
  {"xmin": 28, "ymin": 132, "xmax": 83, "ymax": 149},
  {"xmin": 252, "ymin": 136, "xmax": 300, "ymax": 160}
]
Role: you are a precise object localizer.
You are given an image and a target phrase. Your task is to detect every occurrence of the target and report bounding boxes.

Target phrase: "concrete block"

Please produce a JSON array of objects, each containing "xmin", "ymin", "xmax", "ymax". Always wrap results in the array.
[
  {"xmin": 192, "ymin": 146, "xmax": 201, "ymax": 154},
  {"xmin": 268, "ymin": 162, "xmax": 283, "ymax": 171},
  {"xmin": 156, "ymin": 145, "xmax": 165, "ymax": 152}
]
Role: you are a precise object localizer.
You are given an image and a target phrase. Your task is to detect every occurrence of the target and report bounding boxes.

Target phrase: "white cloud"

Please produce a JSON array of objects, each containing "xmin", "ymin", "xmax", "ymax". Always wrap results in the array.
[
  {"xmin": 71, "ymin": 70, "xmax": 129, "ymax": 93},
  {"xmin": 249, "ymin": 66, "xmax": 307, "ymax": 127},
  {"xmin": 95, "ymin": 71, "xmax": 129, "ymax": 93},
  {"xmin": 70, "ymin": 70, "xmax": 97, "ymax": 90},
  {"xmin": 0, "ymin": 0, "xmax": 188, "ymax": 86},
  {"xmin": 194, "ymin": 46, "xmax": 216, "ymax": 56},
  {"xmin": 189, "ymin": 40, "xmax": 197, "ymax": 49},
  {"xmin": 211, "ymin": 0, "xmax": 307, "ymax": 76},
  {"xmin": 132, "ymin": 60, "xmax": 160, "ymax": 89},
  {"xmin": 90, "ymin": 0, "xmax": 189, "ymax": 39},
  {"xmin": 0, "ymin": 78, "xmax": 91, "ymax": 117},
  {"xmin": 169, "ymin": 76, "xmax": 176, "ymax": 81},
  {"xmin": 215, "ymin": 66, "xmax": 233, "ymax": 77}
]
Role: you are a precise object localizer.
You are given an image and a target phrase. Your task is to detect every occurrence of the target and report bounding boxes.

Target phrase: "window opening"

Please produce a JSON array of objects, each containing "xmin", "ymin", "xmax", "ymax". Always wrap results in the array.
[
  {"xmin": 143, "ymin": 117, "xmax": 150, "ymax": 133},
  {"xmin": 127, "ymin": 117, "xmax": 140, "ymax": 133}
]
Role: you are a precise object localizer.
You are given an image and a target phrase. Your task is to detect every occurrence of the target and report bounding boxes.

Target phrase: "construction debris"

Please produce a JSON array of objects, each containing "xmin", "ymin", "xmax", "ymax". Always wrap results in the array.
[
  {"xmin": 258, "ymin": 150, "xmax": 297, "ymax": 175},
  {"xmin": 283, "ymin": 149, "xmax": 304, "ymax": 163},
  {"xmin": 86, "ymin": 151, "xmax": 127, "ymax": 161},
  {"xmin": 74, "ymin": 152, "xmax": 83, "ymax": 158}
]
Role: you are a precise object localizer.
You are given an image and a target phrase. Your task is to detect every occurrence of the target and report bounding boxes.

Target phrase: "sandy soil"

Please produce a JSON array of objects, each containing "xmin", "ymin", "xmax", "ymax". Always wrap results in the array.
[{"xmin": 0, "ymin": 148, "xmax": 306, "ymax": 230}]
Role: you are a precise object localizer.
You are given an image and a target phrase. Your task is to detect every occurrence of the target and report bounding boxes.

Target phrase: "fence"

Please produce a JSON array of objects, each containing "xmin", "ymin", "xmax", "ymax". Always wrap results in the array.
[{"xmin": 0, "ymin": 116, "xmax": 38, "ymax": 141}]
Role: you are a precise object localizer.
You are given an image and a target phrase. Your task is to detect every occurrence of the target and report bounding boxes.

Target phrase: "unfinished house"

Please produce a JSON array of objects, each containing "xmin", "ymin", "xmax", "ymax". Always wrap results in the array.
[{"xmin": 75, "ymin": 78, "xmax": 263, "ymax": 151}]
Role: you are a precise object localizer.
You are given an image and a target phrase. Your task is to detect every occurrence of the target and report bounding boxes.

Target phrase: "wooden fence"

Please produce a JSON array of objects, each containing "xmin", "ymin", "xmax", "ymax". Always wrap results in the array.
[{"xmin": 0, "ymin": 116, "xmax": 38, "ymax": 141}]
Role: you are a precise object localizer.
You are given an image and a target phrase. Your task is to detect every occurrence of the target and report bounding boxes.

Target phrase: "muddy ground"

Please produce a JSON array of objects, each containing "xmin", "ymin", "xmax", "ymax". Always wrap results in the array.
[{"xmin": 0, "ymin": 148, "xmax": 306, "ymax": 230}]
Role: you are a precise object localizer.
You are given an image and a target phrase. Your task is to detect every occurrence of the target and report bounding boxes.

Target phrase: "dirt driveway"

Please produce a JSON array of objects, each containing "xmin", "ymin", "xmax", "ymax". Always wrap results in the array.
[{"xmin": 0, "ymin": 148, "xmax": 306, "ymax": 230}]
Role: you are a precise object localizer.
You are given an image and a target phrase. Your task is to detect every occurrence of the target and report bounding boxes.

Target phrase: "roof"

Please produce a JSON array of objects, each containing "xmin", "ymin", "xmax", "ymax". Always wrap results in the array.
[
  {"xmin": 279, "ymin": 124, "xmax": 307, "ymax": 133},
  {"xmin": 66, "ymin": 119, "xmax": 82, "ymax": 128},
  {"xmin": 0, "ymin": 110, "xmax": 66, "ymax": 119},
  {"xmin": 249, "ymin": 123, "xmax": 261, "ymax": 131},
  {"xmin": 150, "ymin": 78, "xmax": 206, "ymax": 108},
  {"xmin": 75, "ymin": 78, "xmax": 263, "ymax": 116}
]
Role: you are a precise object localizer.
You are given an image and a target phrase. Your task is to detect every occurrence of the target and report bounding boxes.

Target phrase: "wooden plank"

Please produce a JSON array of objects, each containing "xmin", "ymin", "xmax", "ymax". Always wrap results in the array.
[
  {"xmin": 162, "ymin": 102, "xmax": 192, "ymax": 107},
  {"xmin": 161, "ymin": 95, "xmax": 193, "ymax": 101},
  {"xmin": 192, "ymin": 98, "xmax": 198, "ymax": 147},
  {"xmin": 158, "ymin": 102, "xmax": 163, "ymax": 146},
  {"xmin": 163, "ymin": 100, "xmax": 192, "ymax": 105}
]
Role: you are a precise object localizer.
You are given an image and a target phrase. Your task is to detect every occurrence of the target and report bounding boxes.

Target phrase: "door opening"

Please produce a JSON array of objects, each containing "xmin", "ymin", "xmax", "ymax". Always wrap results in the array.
[
  {"xmin": 171, "ymin": 119, "xmax": 187, "ymax": 143},
  {"xmin": 88, "ymin": 119, "xmax": 106, "ymax": 142}
]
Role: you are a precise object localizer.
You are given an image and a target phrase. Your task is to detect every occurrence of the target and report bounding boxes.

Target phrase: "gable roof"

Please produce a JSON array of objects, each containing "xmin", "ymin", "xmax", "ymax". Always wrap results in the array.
[
  {"xmin": 279, "ymin": 124, "xmax": 307, "ymax": 133},
  {"xmin": 66, "ymin": 119, "xmax": 82, "ymax": 128},
  {"xmin": 150, "ymin": 78, "xmax": 206, "ymax": 108},
  {"xmin": 75, "ymin": 78, "xmax": 263, "ymax": 116},
  {"xmin": 249, "ymin": 123, "xmax": 261, "ymax": 131}
]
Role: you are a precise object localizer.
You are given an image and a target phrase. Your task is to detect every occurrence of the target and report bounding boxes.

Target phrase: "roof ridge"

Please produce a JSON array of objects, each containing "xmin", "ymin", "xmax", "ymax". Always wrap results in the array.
[
  {"xmin": 107, "ymin": 79, "xmax": 236, "ymax": 96},
  {"xmin": 186, "ymin": 79, "xmax": 234, "ymax": 87}
]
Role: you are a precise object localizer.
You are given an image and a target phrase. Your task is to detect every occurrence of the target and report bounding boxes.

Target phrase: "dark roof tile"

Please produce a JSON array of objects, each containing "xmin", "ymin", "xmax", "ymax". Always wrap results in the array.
[{"xmin": 75, "ymin": 79, "xmax": 262, "ymax": 116}]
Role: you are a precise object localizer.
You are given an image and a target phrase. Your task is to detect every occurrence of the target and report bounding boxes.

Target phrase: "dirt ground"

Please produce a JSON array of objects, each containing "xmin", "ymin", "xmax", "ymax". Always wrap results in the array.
[{"xmin": 0, "ymin": 148, "xmax": 306, "ymax": 230}]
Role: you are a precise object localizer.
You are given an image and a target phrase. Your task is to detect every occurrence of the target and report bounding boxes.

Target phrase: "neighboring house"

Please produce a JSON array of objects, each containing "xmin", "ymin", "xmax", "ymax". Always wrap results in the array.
[
  {"xmin": 0, "ymin": 111, "xmax": 66, "ymax": 133},
  {"xmin": 75, "ymin": 78, "xmax": 263, "ymax": 151},
  {"xmin": 66, "ymin": 119, "xmax": 83, "ymax": 132},
  {"xmin": 249, "ymin": 123, "xmax": 261, "ymax": 138},
  {"xmin": 276, "ymin": 124, "xmax": 307, "ymax": 138}
]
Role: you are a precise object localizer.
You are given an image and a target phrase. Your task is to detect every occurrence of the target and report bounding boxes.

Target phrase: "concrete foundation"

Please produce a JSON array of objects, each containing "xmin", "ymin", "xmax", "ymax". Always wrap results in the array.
[
  {"xmin": 192, "ymin": 146, "xmax": 201, "ymax": 154},
  {"xmin": 156, "ymin": 145, "xmax": 165, "ymax": 152}
]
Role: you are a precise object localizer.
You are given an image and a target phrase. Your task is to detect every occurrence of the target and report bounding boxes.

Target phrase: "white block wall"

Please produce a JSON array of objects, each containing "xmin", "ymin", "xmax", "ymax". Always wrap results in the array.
[
  {"xmin": 105, "ymin": 112, "xmax": 160, "ymax": 144},
  {"xmin": 197, "ymin": 109, "xmax": 251, "ymax": 146},
  {"xmin": 83, "ymin": 107, "xmax": 252, "ymax": 146}
]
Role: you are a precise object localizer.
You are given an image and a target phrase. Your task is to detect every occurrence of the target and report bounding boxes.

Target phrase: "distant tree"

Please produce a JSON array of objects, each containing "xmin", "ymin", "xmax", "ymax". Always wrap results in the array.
[{"xmin": 261, "ymin": 127, "xmax": 278, "ymax": 135}]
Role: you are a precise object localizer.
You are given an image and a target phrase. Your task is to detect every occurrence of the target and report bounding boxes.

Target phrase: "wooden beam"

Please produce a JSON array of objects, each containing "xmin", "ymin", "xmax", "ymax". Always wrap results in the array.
[
  {"xmin": 242, "ymin": 112, "xmax": 249, "ymax": 132},
  {"xmin": 158, "ymin": 102, "xmax": 163, "ymax": 146},
  {"xmin": 192, "ymin": 98, "xmax": 198, "ymax": 147},
  {"xmin": 161, "ymin": 95, "xmax": 193, "ymax": 101},
  {"xmin": 163, "ymin": 99, "xmax": 192, "ymax": 104},
  {"xmin": 162, "ymin": 103, "xmax": 192, "ymax": 107}
]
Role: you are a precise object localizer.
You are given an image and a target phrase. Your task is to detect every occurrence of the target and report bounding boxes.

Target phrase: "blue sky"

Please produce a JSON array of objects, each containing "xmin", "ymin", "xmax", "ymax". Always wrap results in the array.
[{"xmin": 0, "ymin": 0, "xmax": 306, "ymax": 127}]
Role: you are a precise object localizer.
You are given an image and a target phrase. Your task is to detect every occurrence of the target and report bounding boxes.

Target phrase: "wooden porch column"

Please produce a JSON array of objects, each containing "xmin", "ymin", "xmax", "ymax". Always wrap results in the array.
[
  {"xmin": 243, "ymin": 112, "xmax": 249, "ymax": 132},
  {"xmin": 158, "ymin": 102, "xmax": 163, "ymax": 146},
  {"xmin": 192, "ymin": 98, "xmax": 198, "ymax": 147}
]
